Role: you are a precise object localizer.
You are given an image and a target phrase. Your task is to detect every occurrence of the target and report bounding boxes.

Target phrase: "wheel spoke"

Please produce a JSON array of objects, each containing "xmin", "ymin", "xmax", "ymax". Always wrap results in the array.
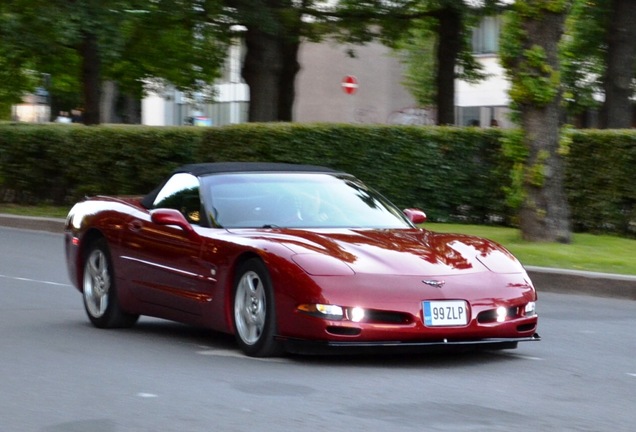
[
  {"xmin": 235, "ymin": 270, "xmax": 267, "ymax": 345},
  {"xmin": 84, "ymin": 249, "xmax": 110, "ymax": 318}
]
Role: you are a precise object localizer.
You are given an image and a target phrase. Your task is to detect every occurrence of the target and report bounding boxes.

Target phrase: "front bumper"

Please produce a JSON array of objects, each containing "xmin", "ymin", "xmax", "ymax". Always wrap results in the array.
[{"xmin": 278, "ymin": 333, "xmax": 541, "ymax": 355}]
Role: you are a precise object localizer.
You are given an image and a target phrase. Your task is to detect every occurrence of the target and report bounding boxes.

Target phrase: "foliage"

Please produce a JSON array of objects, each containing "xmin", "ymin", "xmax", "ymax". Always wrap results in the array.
[
  {"xmin": 0, "ymin": 123, "xmax": 202, "ymax": 202},
  {"xmin": 565, "ymin": 129, "xmax": 636, "ymax": 236},
  {"xmin": 500, "ymin": 128, "xmax": 526, "ymax": 212},
  {"xmin": 499, "ymin": 0, "xmax": 573, "ymax": 243},
  {"xmin": 500, "ymin": 3, "xmax": 569, "ymax": 108},
  {"xmin": 1, "ymin": 123, "xmax": 634, "ymax": 238},
  {"xmin": 0, "ymin": 123, "xmax": 512, "ymax": 225},
  {"xmin": 113, "ymin": 1, "xmax": 228, "ymax": 98},
  {"xmin": 196, "ymin": 123, "xmax": 512, "ymax": 223},
  {"xmin": 336, "ymin": 0, "xmax": 503, "ymax": 125},
  {"xmin": 0, "ymin": 4, "xmax": 42, "ymax": 108},
  {"xmin": 0, "ymin": 1, "xmax": 227, "ymax": 121},
  {"xmin": 395, "ymin": 23, "xmax": 437, "ymax": 107},
  {"xmin": 560, "ymin": 0, "xmax": 610, "ymax": 115}
]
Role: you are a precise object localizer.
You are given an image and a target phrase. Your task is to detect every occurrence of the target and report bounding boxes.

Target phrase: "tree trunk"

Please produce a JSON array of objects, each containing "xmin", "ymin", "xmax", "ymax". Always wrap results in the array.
[
  {"xmin": 121, "ymin": 95, "xmax": 141, "ymax": 124},
  {"xmin": 435, "ymin": 7, "xmax": 462, "ymax": 126},
  {"xmin": 278, "ymin": 39, "xmax": 301, "ymax": 122},
  {"xmin": 518, "ymin": 10, "xmax": 571, "ymax": 243},
  {"xmin": 519, "ymin": 105, "xmax": 571, "ymax": 242},
  {"xmin": 599, "ymin": 0, "xmax": 636, "ymax": 129},
  {"xmin": 242, "ymin": 28, "xmax": 284, "ymax": 122},
  {"xmin": 79, "ymin": 30, "xmax": 101, "ymax": 125}
]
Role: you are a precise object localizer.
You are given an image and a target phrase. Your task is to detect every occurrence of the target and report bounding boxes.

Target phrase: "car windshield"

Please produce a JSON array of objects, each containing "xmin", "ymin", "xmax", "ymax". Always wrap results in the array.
[{"xmin": 202, "ymin": 172, "xmax": 413, "ymax": 229}]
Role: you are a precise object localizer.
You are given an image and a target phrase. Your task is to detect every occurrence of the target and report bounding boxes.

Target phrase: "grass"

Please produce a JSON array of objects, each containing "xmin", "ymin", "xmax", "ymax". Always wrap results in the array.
[
  {"xmin": 427, "ymin": 223, "xmax": 636, "ymax": 276},
  {"xmin": 0, "ymin": 204, "xmax": 634, "ymax": 276},
  {"xmin": 0, "ymin": 204, "xmax": 71, "ymax": 219}
]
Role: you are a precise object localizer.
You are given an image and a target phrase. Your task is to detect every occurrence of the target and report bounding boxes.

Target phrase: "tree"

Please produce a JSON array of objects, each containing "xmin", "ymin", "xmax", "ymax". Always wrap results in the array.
[
  {"xmin": 0, "ymin": 2, "xmax": 53, "ymax": 116},
  {"xmin": 334, "ymin": 1, "xmax": 505, "ymax": 125},
  {"xmin": 561, "ymin": 0, "xmax": 636, "ymax": 128},
  {"xmin": 500, "ymin": 0, "xmax": 572, "ymax": 243},
  {"xmin": 205, "ymin": 0, "xmax": 329, "ymax": 123},
  {"xmin": 397, "ymin": 25, "xmax": 437, "ymax": 107},
  {"xmin": 198, "ymin": 1, "xmax": 497, "ymax": 124},
  {"xmin": 599, "ymin": 0, "xmax": 636, "ymax": 128},
  {"xmin": 560, "ymin": 1, "xmax": 608, "ymax": 125},
  {"xmin": 0, "ymin": 0, "xmax": 226, "ymax": 124}
]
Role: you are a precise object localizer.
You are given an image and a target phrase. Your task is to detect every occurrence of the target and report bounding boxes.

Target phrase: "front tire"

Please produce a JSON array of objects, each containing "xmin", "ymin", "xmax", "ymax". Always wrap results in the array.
[
  {"xmin": 83, "ymin": 239, "xmax": 139, "ymax": 328},
  {"xmin": 233, "ymin": 258, "xmax": 283, "ymax": 357}
]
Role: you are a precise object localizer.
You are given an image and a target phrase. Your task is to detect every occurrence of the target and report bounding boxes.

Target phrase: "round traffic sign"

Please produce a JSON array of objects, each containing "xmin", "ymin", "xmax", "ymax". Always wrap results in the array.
[{"xmin": 341, "ymin": 75, "xmax": 358, "ymax": 95}]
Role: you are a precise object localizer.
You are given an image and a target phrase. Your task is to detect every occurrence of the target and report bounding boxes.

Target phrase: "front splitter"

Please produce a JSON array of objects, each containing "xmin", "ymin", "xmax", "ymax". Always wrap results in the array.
[{"xmin": 278, "ymin": 333, "xmax": 541, "ymax": 355}]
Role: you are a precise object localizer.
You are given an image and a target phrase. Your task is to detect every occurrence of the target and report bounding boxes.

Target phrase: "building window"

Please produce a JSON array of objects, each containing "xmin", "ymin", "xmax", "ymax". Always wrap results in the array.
[{"xmin": 471, "ymin": 16, "xmax": 501, "ymax": 54}]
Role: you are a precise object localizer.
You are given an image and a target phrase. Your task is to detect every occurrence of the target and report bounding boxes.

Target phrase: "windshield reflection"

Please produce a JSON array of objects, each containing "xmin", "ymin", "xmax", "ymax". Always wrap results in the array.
[{"xmin": 202, "ymin": 172, "xmax": 413, "ymax": 229}]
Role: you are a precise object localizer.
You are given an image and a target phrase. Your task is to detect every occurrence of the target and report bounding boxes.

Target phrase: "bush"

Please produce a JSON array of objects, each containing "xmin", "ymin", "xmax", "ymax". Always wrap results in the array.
[
  {"xmin": 197, "ymin": 124, "xmax": 513, "ymax": 223},
  {"xmin": 0, "ymin": 122, "xmax": 634, "ymax": 236},
  {"xmin": 0, "ymin": 123, "xmax": 202, "ymax": 202},
  {"xmin": 566, "ymin": 130, "xmax": 636, "ymax": 236}
]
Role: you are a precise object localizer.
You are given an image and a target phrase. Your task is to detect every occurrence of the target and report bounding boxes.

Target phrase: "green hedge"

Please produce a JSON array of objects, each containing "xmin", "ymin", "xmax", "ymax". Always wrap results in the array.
[
  {"xmin": 0, "ymin": 124, "xmax": 203, "ymax": 203},
  {"xmin": 565, "ymin": 130, "xmax": 636, "ymax": 236},
  {"xmin": 0, "ymin": 122, "xmax": 634, "ymax": 236},
  {"xmin": 197, "ymin": 124, "xmax": 512, "ymax": 224}
]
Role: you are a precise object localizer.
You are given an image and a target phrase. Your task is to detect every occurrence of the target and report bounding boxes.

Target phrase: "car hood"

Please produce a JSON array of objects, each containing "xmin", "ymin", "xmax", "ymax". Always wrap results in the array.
[{"xmin": 230, "ymin": 228, "xmax": 525, "ymax": 277}]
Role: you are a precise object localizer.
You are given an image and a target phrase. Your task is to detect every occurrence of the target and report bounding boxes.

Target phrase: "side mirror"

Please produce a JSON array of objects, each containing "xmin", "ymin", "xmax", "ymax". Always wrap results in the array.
[
  {"xmin": 403, "ymin": 208, "xmax": 427, "ymax": 224},
  {"xmin": 151, "ymin": 208, "xmax": 198, "ymax": 237}
]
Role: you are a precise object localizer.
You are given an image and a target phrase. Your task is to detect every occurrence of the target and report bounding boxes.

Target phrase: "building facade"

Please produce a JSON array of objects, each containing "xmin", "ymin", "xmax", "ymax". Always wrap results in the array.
[{"xmin": 141, "ymin": 17, "xmax": 511, "ymax": 128}]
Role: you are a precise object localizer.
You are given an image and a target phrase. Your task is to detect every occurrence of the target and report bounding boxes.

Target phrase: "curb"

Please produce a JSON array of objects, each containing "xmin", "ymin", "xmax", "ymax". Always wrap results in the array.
[
  {"xmin": 527, "ymin": 266, "xmax": 636, "ymax": 301},
  {"xmin": 1, "ymin": 213, "xmax": 635, "ymax": 300},
  {"xmin": 0, "ymin": 213, "xmax": 66, "ymax": 233}
]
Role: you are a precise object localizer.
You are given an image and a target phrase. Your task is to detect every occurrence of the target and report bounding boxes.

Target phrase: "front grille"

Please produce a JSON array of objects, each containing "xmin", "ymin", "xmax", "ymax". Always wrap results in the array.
[
  {"xmin": 364, "ymin": 310, "xmax": 413, "ymax": 324},
  {"xmin": 326, "ymin": 326, "xmax": 361, "ymax": 336},
  {"xmin": 517, "ymin": 323, "xmax": 536, "ymax": 332}
]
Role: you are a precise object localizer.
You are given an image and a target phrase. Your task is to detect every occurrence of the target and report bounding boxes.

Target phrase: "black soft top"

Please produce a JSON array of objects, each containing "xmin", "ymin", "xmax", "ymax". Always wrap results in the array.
[
  {"xmin": 141, "ymin": 162, "xmax": 338, "ymax": 209},
  {"xmin": 174, "ymin": 162, "xmax": 336, "ymax": 176}
]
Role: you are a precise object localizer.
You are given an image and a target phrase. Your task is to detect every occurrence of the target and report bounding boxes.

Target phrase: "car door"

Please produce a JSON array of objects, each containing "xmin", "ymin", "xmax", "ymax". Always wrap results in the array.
[{"xmin": 121, "ymin": 173, "xmax": 212, "ymax": 316}]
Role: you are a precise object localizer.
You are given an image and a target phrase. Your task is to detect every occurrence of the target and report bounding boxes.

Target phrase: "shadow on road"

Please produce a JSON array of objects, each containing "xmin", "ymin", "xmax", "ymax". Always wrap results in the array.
[{"xmin": 70, "ymin": 317, "xmax": 531, "ymax": 369}]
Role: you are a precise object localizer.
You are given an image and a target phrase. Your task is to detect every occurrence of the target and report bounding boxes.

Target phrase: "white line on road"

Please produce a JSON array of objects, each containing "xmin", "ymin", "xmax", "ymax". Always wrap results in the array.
[
  {"xmin": 197, "ymin": 348, "xmax": 288, "ymax": 363},
  {"xmin": 514, "ymin": 355, "xmax": 544, "ymax": 361},
  {"xmin": 0, "ymin": 273, "xmax": 71, "ymax": 287},
  {"xmin": 490, "ymin": 351, "xmax": 544, "ymax": 361},
  {"xmin": 627, "ymin": 373, "xmax": 636, "ymax": 378}
]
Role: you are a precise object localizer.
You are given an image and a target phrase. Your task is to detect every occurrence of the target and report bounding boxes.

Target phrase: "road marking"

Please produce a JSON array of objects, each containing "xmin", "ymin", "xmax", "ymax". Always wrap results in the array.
[
  {"xmin": 0, "ymin": 273, "xmax": 71, "ymax": 287},
  {"xmin": 490, "ymin": 351, "xmax": 543, "ymax": 361},
  {"xmin": 136, "ymin": 393, "xmax": 158, "ymax": 398},
  {"xmin": 196, "ymin": 348, "xmax": 287, "ymax": 363},
  {"xmin": 514, "ymin": 355, "xmax": 543, "ymax": 361},
  {"xmin": 627, "ymin": 373, "xmax": 636, "ymax": 378}
]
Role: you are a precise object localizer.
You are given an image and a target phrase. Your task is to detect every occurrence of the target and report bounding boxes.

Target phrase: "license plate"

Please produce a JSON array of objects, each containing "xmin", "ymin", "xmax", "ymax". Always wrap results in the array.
[{"xmin": 423, "ymin": 300, "xmax": 468, "ymax": 326}]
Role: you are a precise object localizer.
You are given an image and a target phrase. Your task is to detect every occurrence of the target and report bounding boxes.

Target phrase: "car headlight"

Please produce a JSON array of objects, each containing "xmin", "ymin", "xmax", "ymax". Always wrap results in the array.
[
  {"xmin": 298, "ymin": 304, "xmax": 367, "ymax": 322},
  {"xmin": 525, "ymin": 301, "xmax": 537, "ymax": 317},
  {"xmin": 316, "ymin": 304, "xmax": 343, "ymax": 318},
  {"xmin": 298, "ymin": 304, "xmax": 344, "ymax": 320}
]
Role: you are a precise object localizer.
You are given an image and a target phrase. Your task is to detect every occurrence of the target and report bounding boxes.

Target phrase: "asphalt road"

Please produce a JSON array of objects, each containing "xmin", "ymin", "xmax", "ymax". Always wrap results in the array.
[{"xmin": 1, "ymin": 227, "xmax": 635, "ymax": 432}]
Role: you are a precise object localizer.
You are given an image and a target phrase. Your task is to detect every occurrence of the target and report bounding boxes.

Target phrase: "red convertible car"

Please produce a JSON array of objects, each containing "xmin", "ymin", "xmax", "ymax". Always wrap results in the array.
[{"xmin": 64, "ymin": 162, "xmax": 539, "ymax": 357}]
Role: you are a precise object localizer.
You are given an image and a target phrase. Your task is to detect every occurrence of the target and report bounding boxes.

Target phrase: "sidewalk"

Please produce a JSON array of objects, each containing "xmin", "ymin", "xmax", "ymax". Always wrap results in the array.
[{"xmin": 1, "ymin": 213, "xmax": 635, "ymax": 300}]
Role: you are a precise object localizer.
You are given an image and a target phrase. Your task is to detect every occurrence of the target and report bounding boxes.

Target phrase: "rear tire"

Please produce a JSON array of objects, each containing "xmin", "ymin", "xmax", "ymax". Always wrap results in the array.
[
  {"xmin": 83, "ymin": 239, "xmax": 139, "ymax": 329},
  {"xmin": 233, "ymin": 258, "xmax": 283, "ymax": 357}
]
